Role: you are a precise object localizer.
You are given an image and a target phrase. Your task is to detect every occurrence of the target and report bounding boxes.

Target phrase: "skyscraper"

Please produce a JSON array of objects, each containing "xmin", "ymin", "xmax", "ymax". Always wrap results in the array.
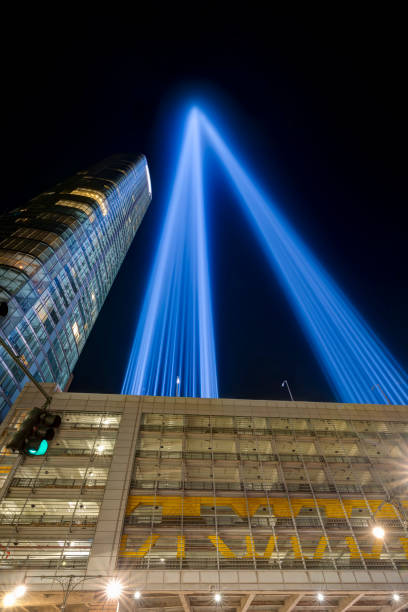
[
  {"xmin": 0, "ymin": 155, "xmax": 152, "ymax": 419},
  {"xmin": 0, "ymin": 385, "xmax": 407, "ymax": 610}
]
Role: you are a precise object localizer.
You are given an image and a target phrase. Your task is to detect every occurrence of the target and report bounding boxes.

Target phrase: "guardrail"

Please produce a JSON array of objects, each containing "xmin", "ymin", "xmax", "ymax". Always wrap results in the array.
[{"xmin": 11, "ymin": 477, "xmax": 106, "ymax": 489}]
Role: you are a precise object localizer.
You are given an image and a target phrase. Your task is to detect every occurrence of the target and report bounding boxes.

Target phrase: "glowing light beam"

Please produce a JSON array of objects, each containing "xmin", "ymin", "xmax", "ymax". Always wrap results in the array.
[
  {"xmin": 123, "ymin": 105, "xmax": 408, "ymax": 405},
  {"xmin": 199, "ymin": 110, "xmax": 408, "ymax": 404},
  {"xmin": 122, "ymin": 108, "xmax": 218, "ymax": 397}
]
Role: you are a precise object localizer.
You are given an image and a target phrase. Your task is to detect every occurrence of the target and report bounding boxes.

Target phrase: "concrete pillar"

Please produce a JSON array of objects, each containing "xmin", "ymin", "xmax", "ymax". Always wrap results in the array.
[{"xmin": 87, "ymin": 396, "xmax": 141, "ymax": 573}]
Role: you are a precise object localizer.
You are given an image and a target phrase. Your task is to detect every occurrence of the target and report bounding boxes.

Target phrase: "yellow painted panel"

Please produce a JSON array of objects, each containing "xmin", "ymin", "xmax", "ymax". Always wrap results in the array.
[
  {"xmin": 243, "ymin": 535, "xmax": 278, "ymax": 558},
  {"xmin": 313, "ymin": 536, "xmax": 328, "ymax": 559},
  {"xmin": 346, "ymin": 536, "xmax": 383, "ymax": 559},
  {"xmin": 290, "ymin": 536, "xmax": 303, "ymax": 559},
  {"xmin": 400, "ymin": 538, "xmax": 408, "ymax": 559},
  {"xmin": 318, "ymin": 499, "xmax": 346, "ymax": 518},
  {"xmin": 369, "ymin": 500, "xmax": 399, "ymax": 519},
  {"xmin": 177, "ymin": 535, "xmax": 185, "ymax": 558},
  {"xmin": 243, "ymin": 535, "xmax": 256, "ymax": 558},
  {"xmin": 270, "ymin": 498, "xmax": 292, "ymax": 517},
  {"xmin": 119, "ymin": 534, "xmax": 159, "ymax": 557},
  {"xmin": 346, "ymin": 536, "xmax": 361, "ymax": 559},
  {"xmin": 119, "ymin": 535, "xmax": 127, "ymax": 554},
  {"xmin": 208, "ymin": 535, "xmax": 236, "ymax": 558},
  {"xmin": 126, "ymin": 495, "xmax": 407, "ymax": 521},
  {"xmin": 263, "ymin": 536, "xmax": 278, "ymax": 559}
]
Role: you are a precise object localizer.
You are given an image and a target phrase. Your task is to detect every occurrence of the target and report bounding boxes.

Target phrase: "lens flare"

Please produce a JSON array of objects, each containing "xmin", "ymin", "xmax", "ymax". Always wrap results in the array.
[{"xmin": 105, "ymin": 579, "xmax": 122, "ymax": 600}]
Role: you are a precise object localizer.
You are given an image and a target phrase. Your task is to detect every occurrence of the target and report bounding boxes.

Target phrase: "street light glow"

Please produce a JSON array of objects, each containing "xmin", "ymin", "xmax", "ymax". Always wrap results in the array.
[
  {"xmin": 393, "ymin": 593, "xmax": 400, "ymax": 602},
  {"xmin": 14, "ymin": 584, "xmax": 27, "ymax": 598},
  {"xmin": 214, "ymin": 593, "xmax": 222, "ymax": 603},
  {"xmin": 317, "ymin": 592, "xmax": 325, "ymax": 602},
  {"xmin": 105, "ymin": 579, "xmax": 122, "ymax": 600},
  {"xmin": 372, "ymin": 525, "xmax": 385, "ymax": 539},
  {"xmin": 3, "ymin": 593, "xmax": 16, "ymax": 607},
  {"xmin": 134, "ymin": 591, "xmax": 142, "ymax": 599}
]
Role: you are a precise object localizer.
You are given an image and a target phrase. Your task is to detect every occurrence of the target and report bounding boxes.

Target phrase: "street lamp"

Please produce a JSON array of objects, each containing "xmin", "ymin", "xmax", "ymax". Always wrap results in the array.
[
  {"xmin": 372, "ymin": 525, "xmax": 385, "ymax": 539},
  {"xmin": 3, "ymin": 593, "xmax": 16, "ymax": 607},
  {"xmin": 3, "ymin": 584, "xmax": 27, "ymax": 607},
  {"xmin": 105, "ymin": 579, "xmax": 123, "ymax": 600},
  {"xmin": 281, "ymin": 379, "xmax": 294, "ymax": 401},
  {"xmin": 214, "ymin": 593, "xmax": 222, "ymax": 603},
  {"xmin": 13, "ymin": 584, "xmax": 27, "ymax": 598},
  {"xmin": 317, "ymin": 592, "xmax": 325, "ymax": 602}
]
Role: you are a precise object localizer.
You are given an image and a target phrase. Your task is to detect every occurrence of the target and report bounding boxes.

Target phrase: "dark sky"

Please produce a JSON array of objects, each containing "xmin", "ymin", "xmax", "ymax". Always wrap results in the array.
[{"xmin": 2, "ymin": 16, "xmax": 407, "ymax": 402}]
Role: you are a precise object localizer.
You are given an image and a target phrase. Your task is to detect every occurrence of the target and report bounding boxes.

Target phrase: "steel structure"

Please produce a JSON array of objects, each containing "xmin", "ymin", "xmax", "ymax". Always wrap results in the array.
[{"xmin": 0, "ymin": 385, "xmax": 407, "ymax": 610}]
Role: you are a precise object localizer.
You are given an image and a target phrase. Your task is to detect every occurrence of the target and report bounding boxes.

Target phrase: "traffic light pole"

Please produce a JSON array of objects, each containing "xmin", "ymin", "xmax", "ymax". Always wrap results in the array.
[{"xmin": 0, "ymin": 336, "xmax": 52, "ymax": 405}]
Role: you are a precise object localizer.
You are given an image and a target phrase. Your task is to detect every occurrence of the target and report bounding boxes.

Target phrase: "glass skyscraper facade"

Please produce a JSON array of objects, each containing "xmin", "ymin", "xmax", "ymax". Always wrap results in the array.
[{"xmin": 0, "ymin": 154, "xmax": 152, "ymax": 419}]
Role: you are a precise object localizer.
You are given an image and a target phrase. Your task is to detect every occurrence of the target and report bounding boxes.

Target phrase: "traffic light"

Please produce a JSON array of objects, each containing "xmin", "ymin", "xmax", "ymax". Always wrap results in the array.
[{"xmin": 6, "ymin": 407, "xmax": 61, "ymax": 455}]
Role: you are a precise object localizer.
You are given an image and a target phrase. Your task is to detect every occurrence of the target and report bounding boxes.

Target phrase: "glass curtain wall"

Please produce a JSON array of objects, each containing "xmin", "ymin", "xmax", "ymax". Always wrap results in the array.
[{"xmin": 0, "ymin": 155, "xmax": 151, "ymax": 419}]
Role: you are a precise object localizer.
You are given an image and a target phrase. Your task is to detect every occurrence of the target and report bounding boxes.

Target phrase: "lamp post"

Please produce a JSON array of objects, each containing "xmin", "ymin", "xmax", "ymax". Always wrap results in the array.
[
  {"xmin": 281, "ymin": 379, "xmax": 294, "ymax": 401},
  {"xmin": 43, "ymin": 574, "xmax": 103, "ymax": 610}
]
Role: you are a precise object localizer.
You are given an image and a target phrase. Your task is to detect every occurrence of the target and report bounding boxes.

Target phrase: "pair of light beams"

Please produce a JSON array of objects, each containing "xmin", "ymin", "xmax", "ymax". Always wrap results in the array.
[{"xmin": 123, "ymin": 107, "xmax": 408, "ymax": 404}]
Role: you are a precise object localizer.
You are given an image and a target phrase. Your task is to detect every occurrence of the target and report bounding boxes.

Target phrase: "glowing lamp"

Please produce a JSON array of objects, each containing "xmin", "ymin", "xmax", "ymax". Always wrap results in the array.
[
  {"xmin": 372, "ymin": 525, "xmax": 385, "ymax": 539},
  {"xmin": 105, "ymin": 579, "xmax": 122, "ymax": 600},
  {"xmin": 13, "ymin": 584, "xmax": 27, "ymax": 598},
  {"xmin": 3, "ymin": 593, "xmax": 16, "ymax": 607}
]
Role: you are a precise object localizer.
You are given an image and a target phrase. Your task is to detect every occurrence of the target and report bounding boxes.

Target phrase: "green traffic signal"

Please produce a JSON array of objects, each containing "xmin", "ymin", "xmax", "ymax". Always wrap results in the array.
[
  {"xmin": 6, "ymin": 408, "xmax": 61, "ymax": 455},
  {"xmin": 27, "ymin": 439, "xmax": 48, "ymax": 455}
]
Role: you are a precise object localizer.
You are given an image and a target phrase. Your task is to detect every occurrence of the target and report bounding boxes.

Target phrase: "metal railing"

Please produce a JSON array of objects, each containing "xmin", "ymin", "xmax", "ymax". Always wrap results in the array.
[
  {"xmin": 47, "ymin": 448, "xmax": 113, "ymax": 457},
  {"xmin": 135, "ymin": 449, "xmax": 373, "ymax": 464},
  {"xmin": 0, "ymin": 557, "xmax": 88, "ymax": 569},
  {"xmin": 11, "ymin": 477, "xmax": 106, "ymax": 489},
  {"xmin": 117, "ymin": 556, "xmax": 408, "ymax": 570},
  {"xmin": 0, "ymin": 513, "xmax": 98, "ymax": 527}
]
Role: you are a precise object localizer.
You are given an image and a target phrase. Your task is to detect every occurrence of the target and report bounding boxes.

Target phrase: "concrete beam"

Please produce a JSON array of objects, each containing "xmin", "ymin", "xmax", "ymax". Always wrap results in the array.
[
  {"xmin": 278, "ymin": 593, "xmax": 304, "ymax": 612},
  {"xmin": 238, "ymin": 593, "xmax": 255, "ymax": 612},
  {"xmin": 379, "ymin": 601, "xmax": 407, "ymax": 612},
  {"xmin": 334, "ymin": 593, "xmax": 364, "ymax": 612},
  {"xmin": 179, "ymin": 593, "xmax": 190, "ymax": 612}
]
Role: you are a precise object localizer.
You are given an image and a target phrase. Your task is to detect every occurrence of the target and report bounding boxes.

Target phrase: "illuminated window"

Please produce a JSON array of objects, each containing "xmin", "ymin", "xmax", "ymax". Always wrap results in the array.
[
  {"xmin": 72, "ymin": 321, "xmax": 80, "ymax": 342},
  {"xmin": 55, "ymin": 199, "xmax": 95, "ymax": 220},
  {"xmin": 69, "ymin": 188, "xmax": 108, "ymax": 216}
]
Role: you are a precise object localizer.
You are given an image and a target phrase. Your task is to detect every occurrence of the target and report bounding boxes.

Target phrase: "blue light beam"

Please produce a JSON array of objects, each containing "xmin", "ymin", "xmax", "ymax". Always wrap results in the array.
[
  {"xmin": 122, "ymin": 108, "xmax": 218, "ymax": 397},
  {"xmin": 199, "ymin": 110, "xmax": 408, "ymax": 404}
]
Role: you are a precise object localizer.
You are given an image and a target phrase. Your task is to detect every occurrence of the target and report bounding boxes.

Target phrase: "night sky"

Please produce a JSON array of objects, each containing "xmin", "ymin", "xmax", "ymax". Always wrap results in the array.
[{"xmin": 2, "ymin": 17, "xmax": 407, "ymax": 403}]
